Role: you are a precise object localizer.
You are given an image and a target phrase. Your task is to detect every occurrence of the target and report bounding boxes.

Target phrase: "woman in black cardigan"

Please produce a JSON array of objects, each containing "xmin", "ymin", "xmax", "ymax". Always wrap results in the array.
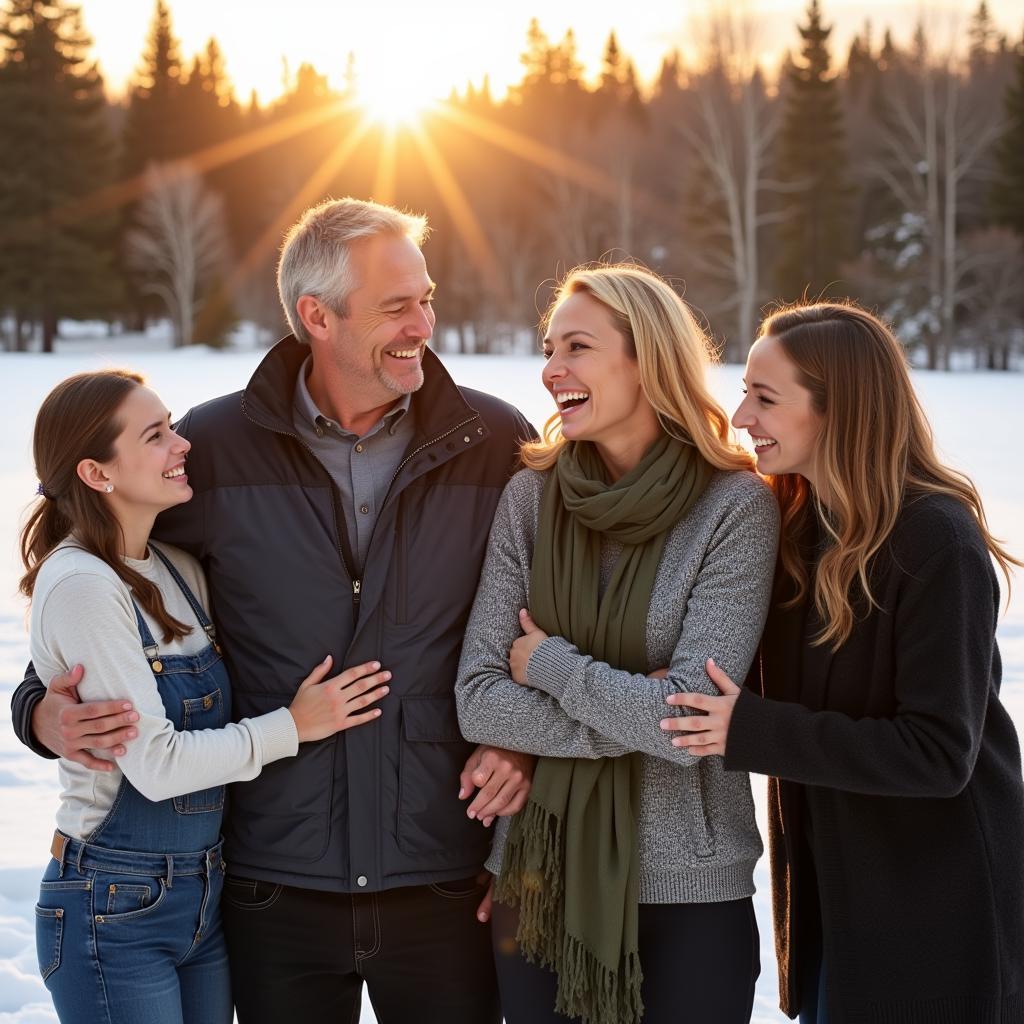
[{"xmin": 659, "ymin": 302, "xmax": 1024, "ymax": 1024}]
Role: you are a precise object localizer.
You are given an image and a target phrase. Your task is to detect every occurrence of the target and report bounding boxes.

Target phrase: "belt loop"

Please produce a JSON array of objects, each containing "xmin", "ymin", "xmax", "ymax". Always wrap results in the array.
[
  {"xmin": 74, "ymin": 841, "xmax": 86, "ymax": 874},
  {"xmin": 166, "ymin": 854, "xmax": 174, "ymax": 889}
]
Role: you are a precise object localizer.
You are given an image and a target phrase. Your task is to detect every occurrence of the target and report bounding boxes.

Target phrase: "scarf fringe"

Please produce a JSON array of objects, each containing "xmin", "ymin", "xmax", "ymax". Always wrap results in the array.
[
  {"xmin": 553, "ymin": 934, "xmax": 644, "ymax": 1024},
  {"xmin": 494, "ymin": 798, "xmax": 564, "ymax": 954},
  {"xmin": 496, "ymin": 800, "xmax": 644, "ymax": 1024}
]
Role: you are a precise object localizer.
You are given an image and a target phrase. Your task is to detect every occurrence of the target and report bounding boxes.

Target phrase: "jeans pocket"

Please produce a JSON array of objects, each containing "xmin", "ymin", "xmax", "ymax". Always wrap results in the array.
[
  {"xmin": 34, "ymin": 906, "xmax": 63, "ymax": 981},
  {"xmin": 221, "ymin": 876, "xmax": 283, "ymax": 911},
  {"xmin": 94, "ymin": 876, "xmax": 167, "ymax": 923},
  {"xmin": 103, "ymin": 881, "xmax": 156, "ymax": 916},
  {"xmin": 428, "ymin": 876, "xmax": 486, "ymax": 900}
]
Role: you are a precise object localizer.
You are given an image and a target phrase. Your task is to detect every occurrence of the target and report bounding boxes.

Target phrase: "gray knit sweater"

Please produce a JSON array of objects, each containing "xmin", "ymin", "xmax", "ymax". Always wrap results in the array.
[{"xmin": 455, "ymin": 465, "xmax": 780, "ymax": 904}]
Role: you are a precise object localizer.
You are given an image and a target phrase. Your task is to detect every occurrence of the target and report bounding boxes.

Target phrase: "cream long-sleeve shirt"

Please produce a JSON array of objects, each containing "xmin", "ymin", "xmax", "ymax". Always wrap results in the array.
[{"xmin": 30, "ymin": 538, "xmax": 298, "ymax": 840}]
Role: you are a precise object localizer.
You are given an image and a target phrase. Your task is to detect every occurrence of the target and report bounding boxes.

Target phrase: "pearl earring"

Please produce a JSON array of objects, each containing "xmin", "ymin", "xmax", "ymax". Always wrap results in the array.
[{"xmin": 105, "ymin": 484, "xmax": 114, "ymax": 493}]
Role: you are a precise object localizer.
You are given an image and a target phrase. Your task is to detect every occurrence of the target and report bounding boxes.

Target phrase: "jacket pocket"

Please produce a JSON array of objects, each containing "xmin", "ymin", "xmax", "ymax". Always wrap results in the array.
[
  {"xmin": 175, "ymin": 688, "xmax": 226, "ymax": 814},
  {"xmin": 397, "ymin": 696, "xmax": 491, "ymax": 859}
]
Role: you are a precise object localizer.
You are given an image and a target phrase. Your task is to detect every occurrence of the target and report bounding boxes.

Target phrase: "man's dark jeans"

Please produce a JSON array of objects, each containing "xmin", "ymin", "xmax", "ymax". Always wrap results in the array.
[{"xmin": 222, "ymin": 874, "xmax": 500, "ymax": 1024}]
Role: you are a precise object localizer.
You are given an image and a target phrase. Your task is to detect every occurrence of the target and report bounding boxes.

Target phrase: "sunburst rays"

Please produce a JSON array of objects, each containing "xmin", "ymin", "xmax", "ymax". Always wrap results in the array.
[{"xmin": 2, "ymin": 91, "xmax": 668, "ymax": 314}]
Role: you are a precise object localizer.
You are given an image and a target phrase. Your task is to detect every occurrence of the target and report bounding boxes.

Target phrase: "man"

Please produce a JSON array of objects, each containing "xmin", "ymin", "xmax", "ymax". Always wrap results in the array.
[{"xmin": 12, "ymin": 198, "xmax": 535, "ymax": 1022}]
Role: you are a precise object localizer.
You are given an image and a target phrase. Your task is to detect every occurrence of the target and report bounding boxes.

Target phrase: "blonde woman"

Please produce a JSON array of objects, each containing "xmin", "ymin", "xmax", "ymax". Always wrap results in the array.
[
  {"xmin": 455, "ymin": 264, "xmax": 779, "ymax": 1024},
  {"xmin": 663, "ymin": 303, "xmax": 1024, "ymax": 1024}
]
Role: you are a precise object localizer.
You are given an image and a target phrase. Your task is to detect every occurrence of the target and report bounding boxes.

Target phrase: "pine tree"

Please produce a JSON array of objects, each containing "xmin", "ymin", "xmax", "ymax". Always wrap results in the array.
[
  {"xmin": 968, "ymin": 1, "xmax": 999, "ymax": 71},
  {"xmin": 121, "ymin": 0, "xmax": 188, "ymax": 177},
  {"xmin": 519, "ymin": 18, "xmax": 551, "ymax": 92},
  {"xmin": 600, "ymin": 31, "xmax": 624, "ymax": 94},
  {"xmin": 655, "ymin": 51, "xmax": 683, "ymax": 99},
  {"xmin": 0, "ymin": 0, "xmax": 120, "ymax": 350},
  {"xmin": 878, "ymin": 28, "xmax": 899, "ymax": 73},
  {"xmin": 774, "ymin": 0, "xmax": 849, "ymax": 300},
  {"xmin": 179, "ymin": 37, "xmax": 245, "ymax": 253},
  {"xmin": 596, "ymin": 31, "xmax": 645, "ymax": 126},
  {"xmin": 991, "ymin": 38, "xmax": 1024, "ymax": 236},
  {"xmin": 846, "ymin": 29, "xmax": 875, "ymax": 101}
]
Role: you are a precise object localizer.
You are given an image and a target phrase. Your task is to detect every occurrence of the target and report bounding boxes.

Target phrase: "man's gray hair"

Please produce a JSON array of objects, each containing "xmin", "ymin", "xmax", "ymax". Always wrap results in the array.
[{"xmin": 277, "ymin": 197, "xmax": 429, "ymax": 343}]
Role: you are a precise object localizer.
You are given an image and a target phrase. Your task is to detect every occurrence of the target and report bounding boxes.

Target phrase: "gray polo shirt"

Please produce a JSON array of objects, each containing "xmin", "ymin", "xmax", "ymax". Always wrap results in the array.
[{"xmin": 292, "ymin": 355, "xmax": 414, "ymax": 571}]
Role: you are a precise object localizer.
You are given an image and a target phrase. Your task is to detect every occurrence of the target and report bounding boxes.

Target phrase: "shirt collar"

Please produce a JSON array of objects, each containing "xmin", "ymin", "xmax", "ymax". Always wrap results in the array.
[{"xmin": 293, "ymin": 354, "xmax": 413, "ymax": 438}]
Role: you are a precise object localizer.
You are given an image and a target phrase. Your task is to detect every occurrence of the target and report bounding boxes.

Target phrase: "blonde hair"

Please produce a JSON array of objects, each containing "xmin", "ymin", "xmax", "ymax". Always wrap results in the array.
[
  {"xmin": 522, "ymin": 264, "xmax": 755, "ymax": 475},
  {"xmin": 762, "ymin": 301, "xmax": 1021, "ymax": 650}
]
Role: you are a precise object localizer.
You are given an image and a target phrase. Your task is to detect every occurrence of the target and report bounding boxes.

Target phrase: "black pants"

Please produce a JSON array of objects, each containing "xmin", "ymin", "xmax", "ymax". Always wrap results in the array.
[
  {"xmin": 223, "ymin": 873, "xmax": 500, "ymax": 1024},
  {"xmin": 493, "ymin": 897, "xmax": 760, "ymax": 1024}
]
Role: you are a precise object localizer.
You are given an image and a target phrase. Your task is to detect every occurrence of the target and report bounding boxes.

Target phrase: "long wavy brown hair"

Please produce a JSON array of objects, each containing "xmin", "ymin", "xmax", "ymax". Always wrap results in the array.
[
  {"xmin": 763, "ymin": 302, "xmax": 1020, "ymax": 650},
  {"xmin": 20, "ymin": 370, "xmax": 191, "ymax": 643},
  {"xmin": 522, "ymin": 263, "xmax": 755, "ymax": 474}
]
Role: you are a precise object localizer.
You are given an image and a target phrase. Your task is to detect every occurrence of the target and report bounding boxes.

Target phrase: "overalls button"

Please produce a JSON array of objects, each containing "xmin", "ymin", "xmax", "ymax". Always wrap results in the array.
[
  {"xmin": 356, "ymin": 875, "xmax": 368, "ymax": 887},
  {"xmin": 151, "ymin": 660, "xmax": 163, "ymax": 673}
]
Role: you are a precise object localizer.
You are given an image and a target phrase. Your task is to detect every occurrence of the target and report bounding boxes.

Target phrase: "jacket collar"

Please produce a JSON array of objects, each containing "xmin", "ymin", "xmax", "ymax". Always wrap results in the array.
[{"xmin": 240, "ymin": 335, "xmax": 481, "ymax": 442}]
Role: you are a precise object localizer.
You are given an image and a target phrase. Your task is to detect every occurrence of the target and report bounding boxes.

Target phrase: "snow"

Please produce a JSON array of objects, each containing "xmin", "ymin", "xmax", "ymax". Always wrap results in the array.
[{"xmin": 0, "ymin": 345, "xmax": 1022, "ymax": 1024}]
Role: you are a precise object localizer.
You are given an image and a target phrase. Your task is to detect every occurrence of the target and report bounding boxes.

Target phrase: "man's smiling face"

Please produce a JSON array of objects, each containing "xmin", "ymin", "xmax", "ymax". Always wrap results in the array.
[{"xmin": 323, "ymin": 232, "xmax": 436, "ymax": 405}]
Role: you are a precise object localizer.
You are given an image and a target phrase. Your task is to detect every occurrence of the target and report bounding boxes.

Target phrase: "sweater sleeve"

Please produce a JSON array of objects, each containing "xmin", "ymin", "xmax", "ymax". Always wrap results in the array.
[
  {"xmin": 455, "ymin": 475, "xmax": 631, "ymax": 759},
  {"xmin": 35, "ymin": 573, "xmax": 298, "ymax": 802},
  {"xmin": 724, "ymin": 539, "xmax": 997, "ymax": 797},
  {"xmin": 524, "ymin": 482, "xmax": 779, "ymax": 766}
]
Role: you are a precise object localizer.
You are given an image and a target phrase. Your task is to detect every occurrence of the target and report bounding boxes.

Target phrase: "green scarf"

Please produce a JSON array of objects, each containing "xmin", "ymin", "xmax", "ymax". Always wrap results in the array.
[{"xmin": 495, "ymin": 433, "xmax": 713, "ymax": 1024}]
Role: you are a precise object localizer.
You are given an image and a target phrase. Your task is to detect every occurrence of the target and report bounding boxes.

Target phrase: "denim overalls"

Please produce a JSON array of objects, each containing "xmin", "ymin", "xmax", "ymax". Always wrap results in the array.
[{"xmin": 36, "ymin": 547, "xmax": 233, "ymax": 1024}]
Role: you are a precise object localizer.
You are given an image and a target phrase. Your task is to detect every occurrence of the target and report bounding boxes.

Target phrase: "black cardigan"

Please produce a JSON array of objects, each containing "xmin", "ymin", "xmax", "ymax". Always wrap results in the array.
[{"xmin": 725, "ymin": 492, "xmax": 1024, "ymax": 1024}]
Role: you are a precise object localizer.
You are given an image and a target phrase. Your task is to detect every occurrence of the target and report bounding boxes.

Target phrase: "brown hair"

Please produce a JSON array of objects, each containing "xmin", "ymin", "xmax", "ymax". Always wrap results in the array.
[
  {"xmin": 20, "ymin": 370, "xmax": 192, "ymax": 643},
  {"xmin": 522, "ymin": 263, "xmax": 755, "ymax": 474},
  {"xmin": 762, "ymin": 302, "xmax": 1020, "ymax": 650}
]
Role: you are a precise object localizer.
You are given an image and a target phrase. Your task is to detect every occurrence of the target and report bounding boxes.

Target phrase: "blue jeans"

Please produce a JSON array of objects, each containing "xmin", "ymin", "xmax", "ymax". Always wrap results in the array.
[
  {"xmin": 36, "ymin": 547, "xmax": 233, "ymax": 1022},
  {"xmin": 37, "ymin": 838, "xmax": 231, "ymax": 1024}
]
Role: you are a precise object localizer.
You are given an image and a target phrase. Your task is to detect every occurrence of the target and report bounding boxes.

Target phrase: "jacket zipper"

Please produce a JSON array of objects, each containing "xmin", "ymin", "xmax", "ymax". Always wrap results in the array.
[
  {"xmin": 241, "ymin": 406, "xmax": 362, "ymax": 620},
  {"xmin": 379, "ymin": 415, "xmax": 479, "ymax": 626},
  {"xmin": 243, "ymin": 406, "xmax": 482, "ymax": 625}
]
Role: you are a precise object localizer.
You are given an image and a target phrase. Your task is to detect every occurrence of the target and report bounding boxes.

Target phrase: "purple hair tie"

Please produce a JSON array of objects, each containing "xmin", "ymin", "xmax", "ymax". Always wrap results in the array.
[{"xmin": 36, "ymin": 482, "xmax": 52, "ymax": 499}]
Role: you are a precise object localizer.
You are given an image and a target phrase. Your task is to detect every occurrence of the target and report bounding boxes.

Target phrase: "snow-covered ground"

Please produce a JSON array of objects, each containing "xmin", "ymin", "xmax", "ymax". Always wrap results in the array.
[{"xmin": 1, "ymin": 345, "xmax": 1022, "ymax": 1024}]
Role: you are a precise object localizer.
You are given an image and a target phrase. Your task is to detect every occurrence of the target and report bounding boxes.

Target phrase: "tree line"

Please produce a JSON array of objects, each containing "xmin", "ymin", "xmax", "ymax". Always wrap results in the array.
[{"xmin": 1, "ymin": 0, "xmax": 1022, "ymax": 367}]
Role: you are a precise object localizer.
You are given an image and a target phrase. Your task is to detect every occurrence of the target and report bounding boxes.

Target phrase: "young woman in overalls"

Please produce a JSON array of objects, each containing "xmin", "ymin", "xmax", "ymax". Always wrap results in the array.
[{"xmin": 21, "ymin": 370, "xmax": 392, "ymax": 1024}]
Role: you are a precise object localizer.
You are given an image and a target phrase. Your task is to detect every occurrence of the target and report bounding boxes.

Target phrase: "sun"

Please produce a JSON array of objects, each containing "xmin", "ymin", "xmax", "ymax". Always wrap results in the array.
[{"xmin": 355, "ymin": 71, "xmax": 436, "ymax": 128}]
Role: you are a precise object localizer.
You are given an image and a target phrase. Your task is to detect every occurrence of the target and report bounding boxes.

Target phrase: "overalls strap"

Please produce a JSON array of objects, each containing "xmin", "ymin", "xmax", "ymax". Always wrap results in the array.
[{"xmin": 135, "ymin": 545, "xmax": 220, "ymax": 653}]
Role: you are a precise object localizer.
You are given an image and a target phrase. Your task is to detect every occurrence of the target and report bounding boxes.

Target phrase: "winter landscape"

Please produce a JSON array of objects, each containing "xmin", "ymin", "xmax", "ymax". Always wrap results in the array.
[
  {"xmin": 3, "ymin": 0, "xmax": 1024, "ymax": 1017},
  {"xmin": 0, "ymin": 339, "xmax": 1021, "ymax": 1023}
]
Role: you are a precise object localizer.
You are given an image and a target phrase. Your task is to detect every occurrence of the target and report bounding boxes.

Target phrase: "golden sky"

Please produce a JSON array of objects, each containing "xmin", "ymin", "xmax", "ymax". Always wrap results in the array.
[{"xmin": 78, "ymin": 0, "xmax": 1023, "ymax": 105}]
